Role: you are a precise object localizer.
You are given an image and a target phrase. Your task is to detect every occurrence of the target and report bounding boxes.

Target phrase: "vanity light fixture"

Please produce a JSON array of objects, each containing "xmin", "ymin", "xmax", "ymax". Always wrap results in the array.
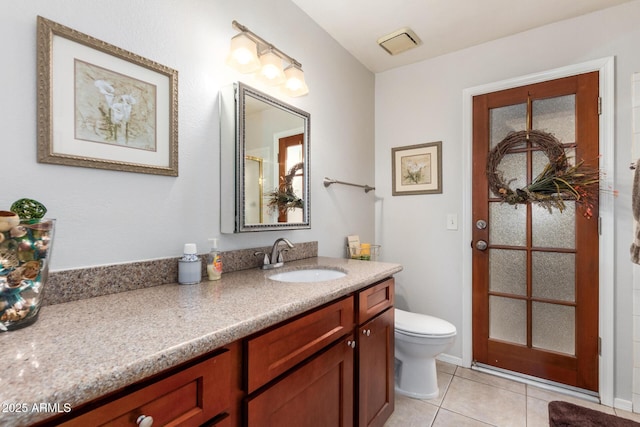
[{"xmin": 227, "ymin": 20, "xmax": 309, "ymax": 97}]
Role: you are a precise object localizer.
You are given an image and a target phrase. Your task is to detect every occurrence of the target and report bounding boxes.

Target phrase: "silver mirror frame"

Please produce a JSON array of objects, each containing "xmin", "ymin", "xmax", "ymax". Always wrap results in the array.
[{"xmin": 220, "ymin": 82, "xmax": 311, "ymax": 233}]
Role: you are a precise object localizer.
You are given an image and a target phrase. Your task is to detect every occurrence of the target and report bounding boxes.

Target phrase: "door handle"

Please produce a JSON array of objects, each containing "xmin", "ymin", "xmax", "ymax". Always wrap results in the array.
[{"xmin": 475, "ymin": 240, "xmax": 488, "ymax": 251}]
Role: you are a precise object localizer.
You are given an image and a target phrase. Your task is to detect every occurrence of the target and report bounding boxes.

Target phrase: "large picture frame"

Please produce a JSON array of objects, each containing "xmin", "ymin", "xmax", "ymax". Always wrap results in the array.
[
  {"xmin": 37, "ymin": 16, "xmax": 179, "ymax": 176},
  {"xmin": 392, "ymin": 141, "xmax": 442, "ymax": 195}
]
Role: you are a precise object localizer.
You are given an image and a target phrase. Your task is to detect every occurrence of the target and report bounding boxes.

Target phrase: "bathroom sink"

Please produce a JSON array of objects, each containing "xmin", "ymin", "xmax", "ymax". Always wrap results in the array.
[{"xmin": 269, "ymin": 268, "xmax": 346, "ymax": 283}]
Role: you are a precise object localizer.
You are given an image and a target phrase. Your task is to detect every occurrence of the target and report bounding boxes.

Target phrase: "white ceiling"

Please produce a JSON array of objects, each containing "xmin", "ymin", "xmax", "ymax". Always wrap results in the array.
[{"xmin": 291, "ymin": 0, "xmax": 633, "ymax": 73}]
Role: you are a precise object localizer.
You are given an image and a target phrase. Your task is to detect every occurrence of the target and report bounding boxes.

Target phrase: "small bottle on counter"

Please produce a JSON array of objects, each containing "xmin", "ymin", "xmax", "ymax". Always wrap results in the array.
[
  {"xmin": 360, "ymin": 243, "xmax": 371, "ymax": 260},
  {"xmin": 178, "ymin": 243, "xmax": 202, "ymax": 285},
  {"xmin": 207, "ymin": 238, "xmax": 222, "ymax": 281}
]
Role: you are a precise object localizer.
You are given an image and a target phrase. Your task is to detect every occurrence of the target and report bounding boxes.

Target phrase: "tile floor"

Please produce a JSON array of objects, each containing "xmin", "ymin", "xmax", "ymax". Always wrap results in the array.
[{"xmin": 384, "ymin": 361, "xmax": 640, "ymax": 426}]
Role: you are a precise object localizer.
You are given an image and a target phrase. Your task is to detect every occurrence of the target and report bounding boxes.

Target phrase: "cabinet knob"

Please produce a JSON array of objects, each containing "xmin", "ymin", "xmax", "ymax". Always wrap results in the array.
[
  {"xmin": 347, "ymin": 340, "xmax": 356, "ymax": 348},
  {"xmin": 137, "ymin": 415, "xmax": 154, "ymax": 427},
  {"xmin": 362, "ymin": 329, "xmax": 371, "ymax": 336}
]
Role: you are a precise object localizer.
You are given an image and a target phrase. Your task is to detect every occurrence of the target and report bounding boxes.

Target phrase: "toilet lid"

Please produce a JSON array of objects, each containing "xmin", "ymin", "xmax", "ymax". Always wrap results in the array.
[{"xmin": 395, "ymin": 308, "xmax": 457, "ymax": 337}]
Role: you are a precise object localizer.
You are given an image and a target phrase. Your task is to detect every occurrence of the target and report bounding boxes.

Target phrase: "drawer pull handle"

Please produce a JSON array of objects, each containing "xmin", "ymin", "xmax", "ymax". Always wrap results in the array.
[
  {"xmin": 347, "ymin": 340, "xmax": 356, "ymax": 348},
  {"xmin": 362, "ymin": 329, "xmax": 371, "ymax": 336},
  {"xmin": 137, "ymin": 415, "xmax": 154, "ymax": 427}
]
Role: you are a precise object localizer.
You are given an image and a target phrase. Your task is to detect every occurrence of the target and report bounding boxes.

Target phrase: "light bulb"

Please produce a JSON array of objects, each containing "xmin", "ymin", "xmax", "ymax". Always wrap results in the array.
[
  {"xmin": 226, "ymin": 33, "xmax": 260, "ymax": 73},
  {"xmin": 283, "ymin": 65, "xmax": 309, "ymax": 97},
  {"xmin": 257, "ymin": 50, "xmax": 285, "ymax": 85}
]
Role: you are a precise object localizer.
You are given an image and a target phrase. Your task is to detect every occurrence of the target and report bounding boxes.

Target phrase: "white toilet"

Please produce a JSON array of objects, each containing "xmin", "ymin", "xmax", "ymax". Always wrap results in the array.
[{"xmin": 394, "ymin": 308, "xmax": 457, "ymax": 399}]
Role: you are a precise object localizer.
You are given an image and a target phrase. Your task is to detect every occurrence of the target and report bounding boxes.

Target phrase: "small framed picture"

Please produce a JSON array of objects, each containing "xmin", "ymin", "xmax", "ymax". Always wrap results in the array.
[
  {"xmin": 392, "ymin": 141, "xmax": 442, "ymax": 195},
  {"xmin": 37, "ymin": 16, "xmax": 179, "ymax": 176}
]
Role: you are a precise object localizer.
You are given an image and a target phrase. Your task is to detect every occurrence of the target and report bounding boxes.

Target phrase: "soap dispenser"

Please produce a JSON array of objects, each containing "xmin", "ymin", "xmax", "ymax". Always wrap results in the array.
[
  {"xmin": 178, "ymin": 243, "xmax": 202, "ymax": 285},
  {"xmin": 207, "ymin": 238, "xmax": 222, "ymax": 281}
]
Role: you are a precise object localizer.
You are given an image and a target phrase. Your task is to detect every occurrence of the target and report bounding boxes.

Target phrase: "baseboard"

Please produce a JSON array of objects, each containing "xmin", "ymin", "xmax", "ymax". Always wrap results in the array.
[
  {"xmin": 614, "ymin": 397, "xmax": 633, "ymax": 412},
  {"xmin": 436, "ymin": 353, "xmax": 463, "ymax": 367}
]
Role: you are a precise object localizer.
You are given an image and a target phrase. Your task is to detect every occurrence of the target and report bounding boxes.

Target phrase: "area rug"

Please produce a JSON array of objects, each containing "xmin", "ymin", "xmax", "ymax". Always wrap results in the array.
[{"xmin": 548, "ymin": 400, "xmax": 640, "ymax": 426}]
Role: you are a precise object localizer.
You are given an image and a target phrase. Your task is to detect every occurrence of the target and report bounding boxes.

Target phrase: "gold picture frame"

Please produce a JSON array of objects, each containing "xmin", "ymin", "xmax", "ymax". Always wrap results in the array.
[
  {"xmin": 37, "ymin": 16, "xmax": 179, "ymax": 176},
  {"xmin": 392, "ymin": 141, "xmax": 442, "ymax": 195}
]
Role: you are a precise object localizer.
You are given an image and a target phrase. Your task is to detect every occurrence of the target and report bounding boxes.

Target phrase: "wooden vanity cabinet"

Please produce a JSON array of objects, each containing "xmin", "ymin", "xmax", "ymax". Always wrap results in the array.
[
  {"xmin": 356, "ymin": 278, "xmax": 395, "ymax": 427},
  {"xmin": 244, "ymin": 278, "xmax": 395, "ymax": 427}
]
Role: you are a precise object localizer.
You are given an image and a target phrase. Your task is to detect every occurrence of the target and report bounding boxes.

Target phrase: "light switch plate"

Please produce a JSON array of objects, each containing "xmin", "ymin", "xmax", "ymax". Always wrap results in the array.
[{"xmin": 446, "ymin": 214, "xmax": 458, "ymax": 230}]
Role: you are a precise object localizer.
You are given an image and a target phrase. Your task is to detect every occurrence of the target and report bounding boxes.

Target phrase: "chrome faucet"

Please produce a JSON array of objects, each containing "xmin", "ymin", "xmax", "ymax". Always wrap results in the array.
[{"xmin": 254, "ymin": 238, "xmax": 295, "ymax": 269}]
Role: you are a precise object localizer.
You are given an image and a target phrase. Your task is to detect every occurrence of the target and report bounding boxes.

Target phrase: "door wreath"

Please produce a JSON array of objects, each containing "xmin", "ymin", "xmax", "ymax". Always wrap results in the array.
[
  {"xmin": 267, "ymin": 162, "xmax": 304, "ymax": 214},
  {"xmin": 486, "ymin": 130, "xmax": 599, "ymax": 218}
]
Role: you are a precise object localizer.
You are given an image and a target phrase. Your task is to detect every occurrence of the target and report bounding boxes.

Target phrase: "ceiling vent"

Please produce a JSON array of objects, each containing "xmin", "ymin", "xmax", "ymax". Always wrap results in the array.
[{"xmin": 377, "ymin": 27, "xmax": 422, "ymax": 55}]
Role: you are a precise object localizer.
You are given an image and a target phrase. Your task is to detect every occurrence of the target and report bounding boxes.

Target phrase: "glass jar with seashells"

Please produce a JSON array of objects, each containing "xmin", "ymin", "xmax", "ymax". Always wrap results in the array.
[{"xmin": 0, "ymin": 199, "xmax": 55, "ymax": 331}]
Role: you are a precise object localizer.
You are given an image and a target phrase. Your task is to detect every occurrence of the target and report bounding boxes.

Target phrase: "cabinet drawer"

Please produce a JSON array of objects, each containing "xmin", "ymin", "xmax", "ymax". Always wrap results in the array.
[
  {"xmin": 61, "ymin": 350, "xmax": 231, "ymax": 427},
  {"xmin": 357, "ymin": 278, "xmax": 394, "ymax": 324},
  {"xmin": 246, "ymin": 296, "xmax": 354, "ymax": 393}
]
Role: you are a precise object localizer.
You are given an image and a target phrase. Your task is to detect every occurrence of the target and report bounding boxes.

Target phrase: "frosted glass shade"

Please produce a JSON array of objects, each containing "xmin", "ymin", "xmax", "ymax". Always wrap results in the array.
[
  {"xmin": 257, "ymin": 51, "xmax": 285, "ymax": 85},
  {"xmin": 226, "ymin": 33, "xmax": 260, "ymax": 73},
  {"xmin": 283, "ymin": 65, "xmax": 309, "ymax": 97}
]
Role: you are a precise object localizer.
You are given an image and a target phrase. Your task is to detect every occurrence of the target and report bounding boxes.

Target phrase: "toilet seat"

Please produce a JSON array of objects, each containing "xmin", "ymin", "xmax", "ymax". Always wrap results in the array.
[{"xmin": 395, "ymin": 308, "xmax": 456, "ymax": 338}]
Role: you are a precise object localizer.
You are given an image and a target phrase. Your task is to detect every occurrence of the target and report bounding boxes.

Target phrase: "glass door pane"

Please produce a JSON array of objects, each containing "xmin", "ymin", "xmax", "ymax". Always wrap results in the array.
[
  {"xmin": 532, "ymin": 302, "xmax": 575, "ymax": 354},
  {"xmin": 490, "ymin": 103, "xmax": 527, "ymax": 147},
  {"xmin": 489, "ymin": 296, "xmax": 526, "ymax": 345},
  {"xmin": 532, "ymin": 95, "xmax": 576, "ymax": 142}
]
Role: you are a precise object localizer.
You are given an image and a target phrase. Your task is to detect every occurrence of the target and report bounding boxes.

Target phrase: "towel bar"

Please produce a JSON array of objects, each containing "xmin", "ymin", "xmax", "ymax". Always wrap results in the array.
[{"xmin": 323, "ymin": 177, "xmax": 375, "ymax": 193}]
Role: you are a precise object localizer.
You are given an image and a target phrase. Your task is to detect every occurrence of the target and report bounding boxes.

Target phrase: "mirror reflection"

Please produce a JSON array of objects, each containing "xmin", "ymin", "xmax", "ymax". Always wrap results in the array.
[{"xmin": 220, "ymin": 82, "xmax": 310, "ymax": 232}]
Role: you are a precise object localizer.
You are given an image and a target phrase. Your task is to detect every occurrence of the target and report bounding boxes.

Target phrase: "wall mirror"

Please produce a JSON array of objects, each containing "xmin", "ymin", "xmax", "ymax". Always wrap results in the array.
[{"xmin": 220, "ymin": 82, "xmax": 310, "ymax": 233}]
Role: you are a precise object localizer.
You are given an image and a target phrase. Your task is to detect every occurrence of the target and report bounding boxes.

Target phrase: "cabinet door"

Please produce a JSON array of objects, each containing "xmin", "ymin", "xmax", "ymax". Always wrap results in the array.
[
  {"xmin": 246, "ymin": 335, "xmax": 355, "ymax": 427},
  {"xmin": 357, "ymin": 308, "xmax": 394, "ymax": 427}
]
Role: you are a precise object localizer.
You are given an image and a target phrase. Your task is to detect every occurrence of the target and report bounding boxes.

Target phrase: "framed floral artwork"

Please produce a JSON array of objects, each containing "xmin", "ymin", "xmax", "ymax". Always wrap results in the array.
[
  {"xmin": 37, "ymin": 16, "xmax": 179, "ymax": 176},
  {"xmin": 391, "ymin": 141, "xmax": 442, "ymax": 195}
]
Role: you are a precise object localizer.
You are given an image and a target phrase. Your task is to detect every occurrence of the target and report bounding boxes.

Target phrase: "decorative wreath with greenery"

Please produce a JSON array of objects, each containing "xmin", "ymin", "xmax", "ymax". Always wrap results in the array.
[
  {"xmin": 267, "ymin": 162, "xmax": 304, "ymax": 214},
  {"xmin": 486, "ymin": 130, "xmax": 599, "ymax": 218}
]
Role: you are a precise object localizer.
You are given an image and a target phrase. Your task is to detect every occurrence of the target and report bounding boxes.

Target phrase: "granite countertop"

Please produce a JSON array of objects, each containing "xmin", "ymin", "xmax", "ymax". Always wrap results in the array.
[{"xmin": 0, "ymin": 256, "xmax": 402, "ymax": 426}]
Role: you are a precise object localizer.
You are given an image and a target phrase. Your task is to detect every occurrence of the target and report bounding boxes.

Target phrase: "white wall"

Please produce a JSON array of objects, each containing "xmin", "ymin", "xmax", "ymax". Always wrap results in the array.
[
  {"xmin": 1, "ymin": 0, "xmax": 376, "ymax": 269},
  {"xmin": 375, "ymin": 0, "xmax": 640, "ymax": 405}
]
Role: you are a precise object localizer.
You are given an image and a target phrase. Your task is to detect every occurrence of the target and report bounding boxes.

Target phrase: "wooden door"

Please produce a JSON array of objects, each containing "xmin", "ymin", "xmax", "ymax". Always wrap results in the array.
[
  {"xmin": 472, "ymin": 72, "xmax": 600, "ymax": 391},
  {"xmin": 277, "ymin": 133, "xmax": 304, "ymax": 222}
]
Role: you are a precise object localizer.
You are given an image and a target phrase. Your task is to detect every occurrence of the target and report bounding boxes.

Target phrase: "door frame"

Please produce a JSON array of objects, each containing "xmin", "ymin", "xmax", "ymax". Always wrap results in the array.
[{"xmin": 461, "ymin": 57, "xmax": 615, "ymax": 405}]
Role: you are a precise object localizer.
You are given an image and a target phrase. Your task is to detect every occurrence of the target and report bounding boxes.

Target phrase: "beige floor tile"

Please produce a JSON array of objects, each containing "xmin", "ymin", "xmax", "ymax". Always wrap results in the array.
[
  {"xmin": 455, "ymin": 367, "xmax": 526, "ymax": 395},
  {"xmin": 436, "ymin": 360, "xmax": 457, "ymax": 375},
  {"xmin": 614, "ymin": 408, "xmax": 640, "ymax": 422},
  {"xmin": 526, "ymin": 396, "xmax": 552, "ymax": 427},
  {"xmin": 425, "ymin": 371, "xmax": 454, "ymax": 406},
  {"xmin": 441, "ymin": 376, "xmax": 527, "ymax": 427},
  {"xmin": 388, "ymin": 365, "xmax": 639, "ymax": 427},
  {"xmin": 525, "ymin": 385, "xmax": 615, "ymax": 415},
  {"xmin": 432, "ymin": 408, "xmax": 494, "ymax": 426},
  {"xmin": 385, "ymin": 394, "xmax": 438, "ymax": 427}
]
